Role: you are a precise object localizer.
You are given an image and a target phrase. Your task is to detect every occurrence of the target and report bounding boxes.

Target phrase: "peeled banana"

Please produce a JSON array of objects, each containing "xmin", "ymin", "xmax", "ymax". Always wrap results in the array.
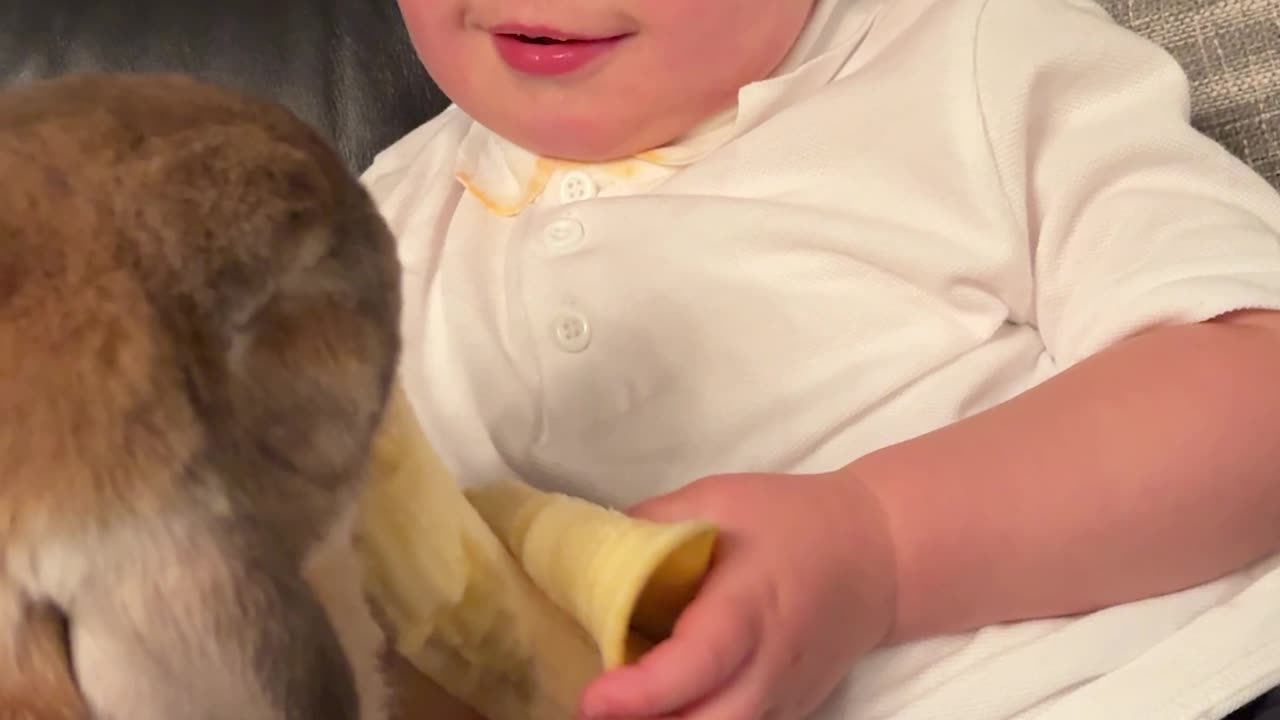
[{"xmin": 354, "ymin": 385, "xmax": 718, "ymax": 720}]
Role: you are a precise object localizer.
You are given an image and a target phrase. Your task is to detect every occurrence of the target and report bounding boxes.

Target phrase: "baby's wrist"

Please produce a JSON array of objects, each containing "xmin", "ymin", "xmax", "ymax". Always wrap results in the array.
[
  {"xmin": 841, "ymin": 442, "xmax": 1005, "ymax": 646},
  {"xmin": 820, "ymin": 465, "xmax": 902, "ymax": 650}
]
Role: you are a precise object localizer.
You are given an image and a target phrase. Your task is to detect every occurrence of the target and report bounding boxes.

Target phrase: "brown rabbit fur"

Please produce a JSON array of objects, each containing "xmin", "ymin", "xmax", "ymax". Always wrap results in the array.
[{"xmin": 0, "ymin": 72, "xmax": 402, "ymax": 719}]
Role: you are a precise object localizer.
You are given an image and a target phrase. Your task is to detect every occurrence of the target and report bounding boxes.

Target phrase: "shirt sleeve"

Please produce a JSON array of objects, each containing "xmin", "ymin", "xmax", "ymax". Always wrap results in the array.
[{"xmin": 973, "ymin": 0, "xmax": 1280, "ymax": 368}]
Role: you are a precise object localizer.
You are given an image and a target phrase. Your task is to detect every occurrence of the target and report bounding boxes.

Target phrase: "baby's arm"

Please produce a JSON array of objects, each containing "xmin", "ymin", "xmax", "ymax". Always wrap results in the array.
[
  {"xmin": 861, "ymin": 308, "xmax": 1280, "ymax": 642},
  {"xmin": 853, "ymin": 0, "xmax": 1280, "ymax": 644}
]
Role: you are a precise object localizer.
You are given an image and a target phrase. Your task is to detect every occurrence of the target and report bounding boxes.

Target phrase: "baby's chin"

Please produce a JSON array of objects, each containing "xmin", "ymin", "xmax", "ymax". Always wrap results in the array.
[
  {"xmin": 481, "ymin": 104, "xmax": 708, "ymax": 163},
  {"xmin": 504, "ymin": 121, "xmax": 669, "ymax": 163}
]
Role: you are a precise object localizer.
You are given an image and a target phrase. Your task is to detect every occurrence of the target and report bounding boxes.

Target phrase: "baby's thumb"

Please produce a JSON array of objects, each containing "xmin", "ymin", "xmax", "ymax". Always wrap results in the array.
[{"xmin": 625, "ymin": 476, "xmax": 719, "ymax": 524}]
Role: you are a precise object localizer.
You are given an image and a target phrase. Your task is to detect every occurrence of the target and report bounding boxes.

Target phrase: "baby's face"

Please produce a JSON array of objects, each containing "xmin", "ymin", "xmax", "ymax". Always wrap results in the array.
[{"xmin": 398, "ymin": 0, "xmax": 816, "ymax": 161}]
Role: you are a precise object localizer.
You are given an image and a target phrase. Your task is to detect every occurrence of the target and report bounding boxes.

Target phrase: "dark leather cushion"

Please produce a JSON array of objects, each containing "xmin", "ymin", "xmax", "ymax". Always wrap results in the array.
[{"xmin": 0, "ymin": 0, "xmax": 450, "ymax": 172}]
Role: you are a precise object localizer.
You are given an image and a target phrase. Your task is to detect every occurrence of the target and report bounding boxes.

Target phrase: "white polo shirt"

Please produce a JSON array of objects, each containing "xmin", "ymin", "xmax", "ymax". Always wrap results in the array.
[{"xmin": 362, "ymin": 0, "xmax": 1280, "ymax": 716}]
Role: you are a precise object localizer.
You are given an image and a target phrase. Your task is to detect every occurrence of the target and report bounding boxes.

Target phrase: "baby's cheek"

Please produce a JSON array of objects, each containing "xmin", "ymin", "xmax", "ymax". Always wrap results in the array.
[
  {"xmin": 649, "ymin": 0, "xmax": 815, "ymax": 82},
  {"xmin": 393, "ymin": 0, "xmax": 439, "ymax": 61}
]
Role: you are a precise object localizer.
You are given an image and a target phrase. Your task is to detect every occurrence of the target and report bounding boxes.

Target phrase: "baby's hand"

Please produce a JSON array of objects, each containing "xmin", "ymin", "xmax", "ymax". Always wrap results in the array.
[{"xmin": 576, "ymin": 471, "xmax": 898, "ymax": 720}]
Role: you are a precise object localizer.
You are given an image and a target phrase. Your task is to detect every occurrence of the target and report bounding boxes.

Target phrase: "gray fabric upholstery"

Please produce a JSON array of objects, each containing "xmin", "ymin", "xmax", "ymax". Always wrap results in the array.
[{"xmin": 1099, "ymin": 0, "xmax": 1280, "ymax": 189}]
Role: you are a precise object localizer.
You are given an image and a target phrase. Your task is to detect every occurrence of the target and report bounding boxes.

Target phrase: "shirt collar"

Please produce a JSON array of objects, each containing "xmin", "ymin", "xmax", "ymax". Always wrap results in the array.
[{"xmin": 453, "ymin": 0, "xmax": 879, "ymax": 217}]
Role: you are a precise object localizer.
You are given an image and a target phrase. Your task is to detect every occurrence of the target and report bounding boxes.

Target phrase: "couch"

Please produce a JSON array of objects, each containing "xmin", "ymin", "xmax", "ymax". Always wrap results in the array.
[
  {"xmin": 1099, "ymin": 0, "xmax": 1279, "ymax": 190},
  {"xmin": 1, "ymin": 0, "xmax": 1276, "ymax": 718},
  {"xmin": 0, "ymin": 0, "xmax": 446, "ymax": 173}
]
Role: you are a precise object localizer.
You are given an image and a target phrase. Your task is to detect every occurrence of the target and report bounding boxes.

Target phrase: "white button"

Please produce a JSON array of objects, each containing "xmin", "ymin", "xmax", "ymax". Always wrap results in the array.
[
  {"xmin": 551, "ymin": 310, "xmax": 591, "ymax": 352},
  {"xmin": 559, "ymin": 171, "xmax": 597, "ymax": 203},
  {"xmin": 543, "ymin": 217, "xmax": 585, "ymax": 251}
]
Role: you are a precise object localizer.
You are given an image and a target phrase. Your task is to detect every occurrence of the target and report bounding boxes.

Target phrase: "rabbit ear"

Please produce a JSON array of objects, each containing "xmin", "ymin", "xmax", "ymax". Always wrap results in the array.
[
  {"xmin": 216, "ymin": 192, "xmax": 402, "ymax": 492},
  {"xmin": 91, "ymin": 101, "xmax": 402, "ymax": 492},
  {"xmin": 118, "ymin": 125, "xmax": 339, "ymax": 321}
]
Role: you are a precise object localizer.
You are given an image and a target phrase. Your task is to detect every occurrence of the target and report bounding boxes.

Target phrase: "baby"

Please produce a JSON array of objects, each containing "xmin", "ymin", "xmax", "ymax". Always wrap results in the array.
[{"xmin": 363, "ymin": 0, "xmax": 1280, "ymax": 718}]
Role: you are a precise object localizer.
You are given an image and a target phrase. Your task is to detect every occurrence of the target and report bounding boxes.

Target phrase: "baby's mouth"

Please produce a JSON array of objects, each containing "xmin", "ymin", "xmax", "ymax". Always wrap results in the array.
[
  {"xmin": 508, "ymin": 34, "xmax": 568, "ymax": 45},
  {"xmin": 502, "ymin": 33, "xmax": 623, "ymax": 46}
]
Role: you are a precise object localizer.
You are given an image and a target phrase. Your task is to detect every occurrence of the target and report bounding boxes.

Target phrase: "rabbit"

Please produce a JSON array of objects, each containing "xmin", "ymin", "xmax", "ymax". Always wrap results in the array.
[{"xmin": 0, "ymin": 71, "xmax": 402, "ymax": 720}]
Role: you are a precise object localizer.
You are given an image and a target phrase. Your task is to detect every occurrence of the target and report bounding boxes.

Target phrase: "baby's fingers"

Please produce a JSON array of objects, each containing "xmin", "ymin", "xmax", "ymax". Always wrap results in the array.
[{"xmin": 576, "ymin": 563, "xmax": 757, "ymax": 719}]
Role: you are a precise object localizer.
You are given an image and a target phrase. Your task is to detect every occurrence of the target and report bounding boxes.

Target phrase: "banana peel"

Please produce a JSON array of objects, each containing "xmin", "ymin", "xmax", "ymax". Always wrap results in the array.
[{"xmin": 353, "ymin": 385, "xmax": 718, "ymax": 720}]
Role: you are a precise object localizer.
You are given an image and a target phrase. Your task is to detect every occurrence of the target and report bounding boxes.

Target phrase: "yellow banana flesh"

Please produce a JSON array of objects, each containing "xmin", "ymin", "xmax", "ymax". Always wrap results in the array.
[{"xmin": 465, "ymin": 479, "xmax": 717, "ymax": 669}]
